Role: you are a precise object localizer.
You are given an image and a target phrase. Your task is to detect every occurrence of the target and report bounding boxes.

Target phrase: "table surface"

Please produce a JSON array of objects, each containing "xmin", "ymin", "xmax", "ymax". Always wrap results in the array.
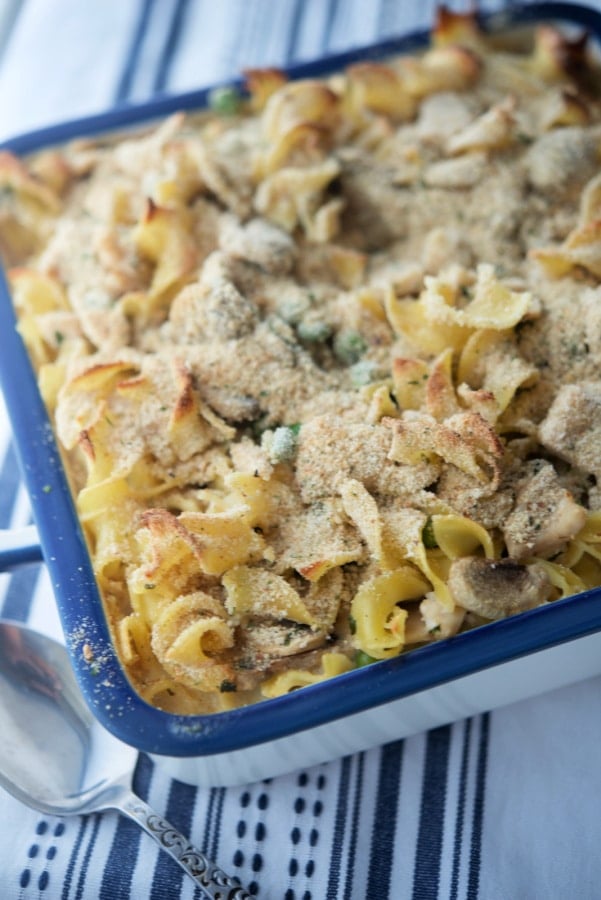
[{"xmin": 1, "ymin": 2, "xmax": 601, "ymax": 898}]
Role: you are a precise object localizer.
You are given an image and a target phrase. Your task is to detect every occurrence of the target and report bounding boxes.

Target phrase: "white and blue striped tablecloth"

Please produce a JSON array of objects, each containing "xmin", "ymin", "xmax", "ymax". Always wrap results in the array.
[{"xmin": 1, "ymin": 2, "xmax": 601, "ymax": 898}]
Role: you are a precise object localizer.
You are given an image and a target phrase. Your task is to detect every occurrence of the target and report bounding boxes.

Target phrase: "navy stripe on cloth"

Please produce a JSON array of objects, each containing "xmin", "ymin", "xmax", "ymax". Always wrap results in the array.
[
  {"xmin": 74, "ymin": 815, "xmax": 102, "ymax": 900},
  {"xmin": 284, "ymin": 0, "xmax": 304, "ymax": 61},
  {"xmin": 0, "ymin": 440, "xmax": 37, "ymax": 621},
  {"xmin": 153, "ymin": 0, "xmax": 191, "ymax": 94},
  {"xmin": 321, "ymin": 0, "xmax": 341, "ymax": 52},
  {"xmin": 114, "ymin": 0, "xmax": 156, "ymax": 103},
  {"xmin": 99, "ymin": 753, "xmax": 155, "ymax": 899},
  {"xmin": 237, "ymin": 1, "xmax": 269, "ymax": 74},
  {"xmin": 1, "ymin": 562, "xmax": 40, "ymax": 622},
  {"xmin": 377, "ymin": 0, "xmax": 399, "ymax": 32},
  {"xmin": 199, "ymin": 784, "xmax": 232, "ymax": 895},
  {"xmin": 60, "ymin": 817, "xmax": 91, "ymax": 900},
  {"xmin": 343, "ymin": 752, "xmax": 365, "ymax": 900},
  {"xmin": 449, "ymin": 719, "xmax": 473, "ymax": 900},
  {"xmin": 467, "ymin": 714, "xmax": 490, "ymax": 900},
  {"xmin": 366, "ymin": 739, "xmax": 404, "ymax": 900},
  {"xmin": 0, "ymin": 442, "xmax": 20, "ymax": 529},
  {"xmin": 201, "ymin": 787, "xmax": 219, "ymax": 856},
  {"xmin": 325, "ymin": 755, "xmax": 352, "ymax": 899},
  {"xmin": 150, "ymin": 777, "xmax": 198, "ymax": 900},
  {"xmin": 253, "ymin": 0, "xmax": 275, "ymax": 59},
  {"xmin": 412, "ymin": 726, "xmax": 452, "ymax": 900},
  {"xmin": 210, "ymin": 786, "xmax": 226, "ymax": 862}
]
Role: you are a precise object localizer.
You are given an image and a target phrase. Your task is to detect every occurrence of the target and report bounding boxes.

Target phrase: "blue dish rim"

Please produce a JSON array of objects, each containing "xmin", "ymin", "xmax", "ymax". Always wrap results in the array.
[{"xmin": 1, "ymin": 1, "xmax": 601, "ymax": 757}]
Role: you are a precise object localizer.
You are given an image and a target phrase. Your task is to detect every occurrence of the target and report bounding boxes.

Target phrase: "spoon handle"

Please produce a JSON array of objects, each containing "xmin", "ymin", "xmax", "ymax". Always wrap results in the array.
[{"xmin": 119, "ymin": 790, "xmax": 253, "ymax": 898}]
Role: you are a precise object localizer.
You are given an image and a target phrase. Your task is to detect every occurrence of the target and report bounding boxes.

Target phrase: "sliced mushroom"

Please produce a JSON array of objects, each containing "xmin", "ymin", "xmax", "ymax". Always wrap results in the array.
[
  {"xmin": 242, "ymin": 621, "xmax": 327, "ymax": 660},
  {"xmin": 448, "ymin": 556, "xmax": 551, "ymax": 619}
]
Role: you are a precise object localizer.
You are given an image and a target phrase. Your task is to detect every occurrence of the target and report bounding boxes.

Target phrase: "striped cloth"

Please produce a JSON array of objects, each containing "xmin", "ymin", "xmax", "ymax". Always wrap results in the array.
[{"xmin": 1, "ymin": 2, "xmax": 601, "ymax": 897}]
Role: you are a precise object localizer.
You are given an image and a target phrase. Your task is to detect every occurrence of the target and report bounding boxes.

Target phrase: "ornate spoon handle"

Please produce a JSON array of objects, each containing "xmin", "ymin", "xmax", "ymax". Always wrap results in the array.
[{"xmin": 120, "ymin": 790, "xmax": 254, "ymax": 898}]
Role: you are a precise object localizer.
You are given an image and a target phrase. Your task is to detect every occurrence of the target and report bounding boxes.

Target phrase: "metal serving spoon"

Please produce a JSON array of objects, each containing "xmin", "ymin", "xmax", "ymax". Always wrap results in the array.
[{"xmin": 0, "ymin": 619, "xmax": 253, "ymax": 899}]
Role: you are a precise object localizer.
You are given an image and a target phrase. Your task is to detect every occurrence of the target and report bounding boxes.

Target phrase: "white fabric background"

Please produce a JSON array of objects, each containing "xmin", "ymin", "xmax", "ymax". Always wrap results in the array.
[{"xmin": 1, "ymin": 2, "xmax": 601, "ymax": 898}]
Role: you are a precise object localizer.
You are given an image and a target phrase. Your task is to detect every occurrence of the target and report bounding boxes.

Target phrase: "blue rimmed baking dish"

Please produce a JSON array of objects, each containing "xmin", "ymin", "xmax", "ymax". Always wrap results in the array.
[{"xmin": 2, "ymin": 2, "xmax": 601, "ymax": 787}]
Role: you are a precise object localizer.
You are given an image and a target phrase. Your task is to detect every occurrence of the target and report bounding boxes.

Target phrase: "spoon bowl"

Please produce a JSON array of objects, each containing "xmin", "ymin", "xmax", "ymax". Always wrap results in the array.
[{"xmin": 0, "ymin": 619, "xmax": 253, "ymax": 898}]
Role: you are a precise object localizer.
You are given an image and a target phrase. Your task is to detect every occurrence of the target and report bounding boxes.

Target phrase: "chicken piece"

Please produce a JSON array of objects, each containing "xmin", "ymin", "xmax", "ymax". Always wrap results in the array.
[
  {"xmin": 503, "ymin": 461, "xmax": 587, "ymax": 559},
  {"xmin": 539, "ymin": 383, "xmax": 601, "ymax": 482},
  {"xmin": 338, "ymin": 157, "xmax": 409, "ymax": 249},
  {"xmin": 219, "ymin": 215, "xmax": 295, "ymax": 275},
  {"xmin": 184, "ymin": 317, "xmax": 334, "ymax": 425},
  {"xmin": 169, "ymin": 279, "xmax": 256, "ymax": 342},
  {"xmin": 169, "ymin": 251, "xmax": 259, "ymax": 342},
  {"xmin": 448, "ymin": 556, "xmax": 551, "ymax": 619},
  {"xmin": 525, "ymin": 126, "xmax": 600, "ymax": 195},
  {"xmin": 419, "ymin": 595, "xmax": 466, "ymax": 638},
  {"xmin": 35, "ymin": 310, "xmax": 83, "ymax": 349}
]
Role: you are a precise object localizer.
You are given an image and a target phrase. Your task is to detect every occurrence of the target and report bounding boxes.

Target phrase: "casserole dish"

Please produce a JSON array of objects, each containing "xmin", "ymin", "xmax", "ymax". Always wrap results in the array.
[{"xmin": 2, "ymin": 2, "xmax": 601, "ymax": 787}]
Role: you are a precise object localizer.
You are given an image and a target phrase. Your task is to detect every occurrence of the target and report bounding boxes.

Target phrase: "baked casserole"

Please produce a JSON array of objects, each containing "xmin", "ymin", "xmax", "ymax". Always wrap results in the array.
[{"xmin": 3, "ymin": 8, "xmax": 601, "ymax": 717}]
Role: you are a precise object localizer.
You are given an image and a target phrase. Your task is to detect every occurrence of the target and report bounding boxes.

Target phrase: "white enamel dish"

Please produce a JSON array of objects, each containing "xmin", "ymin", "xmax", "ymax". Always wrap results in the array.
[{"xmin": 1, "ymin": 2, "xmax": 601, "ymax": 787}]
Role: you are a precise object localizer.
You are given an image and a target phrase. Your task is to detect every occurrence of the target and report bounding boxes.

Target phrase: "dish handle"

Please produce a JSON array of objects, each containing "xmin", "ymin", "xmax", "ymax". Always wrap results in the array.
[{"xmin": 0, "ymin": 525, "xmax": 43, "ymax": 571}]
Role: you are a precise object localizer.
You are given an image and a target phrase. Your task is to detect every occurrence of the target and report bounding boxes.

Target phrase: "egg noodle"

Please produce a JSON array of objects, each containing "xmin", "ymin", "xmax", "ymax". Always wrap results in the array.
[{"xmin": 3, "ymin": 8, "xmax": 601, "ymax": 713}]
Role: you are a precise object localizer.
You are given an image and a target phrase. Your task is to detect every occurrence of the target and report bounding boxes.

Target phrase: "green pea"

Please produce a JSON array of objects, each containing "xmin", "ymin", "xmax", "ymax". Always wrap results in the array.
[
  {"xmin": 422, "ymin": 517, "xmax": 438, "ymax": 549},
  {"xmin": 208, "ymin": 85, "xmax": 243, "ymax": 116},
  {"xmin": 355, "ymin": 650, "xmax": 378, "ymax": 668},
  {"xmin": 333, "ymin": 330, "xmax": 367, "ymax": 365}
]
